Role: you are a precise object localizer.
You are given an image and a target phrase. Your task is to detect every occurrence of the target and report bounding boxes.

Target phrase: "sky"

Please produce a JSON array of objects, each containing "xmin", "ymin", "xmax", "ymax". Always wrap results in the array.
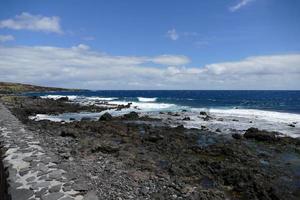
[{"xmin": 0, "ymin": 0, "xmax": 300, "ymax": 90}]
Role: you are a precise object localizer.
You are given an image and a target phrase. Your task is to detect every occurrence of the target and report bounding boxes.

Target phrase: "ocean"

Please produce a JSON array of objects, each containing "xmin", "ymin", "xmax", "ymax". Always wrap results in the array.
[{"xmin": 26, "ymin": 90, "xmax": 300, "ymax": 137}]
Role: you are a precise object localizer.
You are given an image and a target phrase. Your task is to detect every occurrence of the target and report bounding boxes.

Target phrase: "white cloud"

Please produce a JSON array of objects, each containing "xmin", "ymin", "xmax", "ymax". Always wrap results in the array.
[
  {"xmin": 0, "ymin": 34, "xmax": 14, "ymax": 42},
  {"xmin": 0, "ymin": 44, "xmax": 299, "ymax": 90},
  {"xmin": 150, "ymin": 55, "xmax": 190, "ymax": 65},
  {"xmin": 203, "ymin": 54, "xmax": 300, "ymax": 75},
  {"xmin": 229, "ymin": 0, "xmax": 255, "ymax": 12},
  {"xmin": 166, "ymin": 29, "xmax": 179, "ymax": 41},
  {"xmin": 0, "ymin": 12, "xmax": 62, "ymax": 33}
]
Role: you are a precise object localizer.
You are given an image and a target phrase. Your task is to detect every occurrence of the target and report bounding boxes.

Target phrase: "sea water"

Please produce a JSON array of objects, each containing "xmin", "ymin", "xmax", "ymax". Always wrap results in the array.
[{"xmin": 26, "ymin": 90, "xmax": 300, "ymax": 137}]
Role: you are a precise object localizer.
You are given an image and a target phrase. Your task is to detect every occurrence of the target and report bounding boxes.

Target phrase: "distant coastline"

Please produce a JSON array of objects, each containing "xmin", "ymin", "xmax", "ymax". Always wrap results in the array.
[{"xmin": 0, "ymin": 82, "xmax": 83, "ymax": 94}]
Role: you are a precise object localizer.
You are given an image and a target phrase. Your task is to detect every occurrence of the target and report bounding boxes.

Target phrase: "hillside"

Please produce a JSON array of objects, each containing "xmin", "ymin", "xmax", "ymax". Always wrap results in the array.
[{"xmin": 0, "ymin": 82, "xmax": 80, "ymax": 94}]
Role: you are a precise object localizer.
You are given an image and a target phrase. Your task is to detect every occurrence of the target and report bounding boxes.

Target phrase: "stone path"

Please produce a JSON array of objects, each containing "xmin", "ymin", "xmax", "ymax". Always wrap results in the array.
[{"xmin": 0, "ymin": 103, "xmax": 85, "ymax": 200}]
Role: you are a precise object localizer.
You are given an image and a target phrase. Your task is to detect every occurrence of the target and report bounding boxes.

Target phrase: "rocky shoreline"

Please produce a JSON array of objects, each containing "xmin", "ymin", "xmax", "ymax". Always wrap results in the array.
[{"xmin": 1, "ymin": 95, "xmax": 300, "ymax": 199}]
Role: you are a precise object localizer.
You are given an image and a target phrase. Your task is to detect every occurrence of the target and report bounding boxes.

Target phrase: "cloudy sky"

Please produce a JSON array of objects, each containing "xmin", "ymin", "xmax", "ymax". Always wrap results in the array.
[{"xmin": 0, "ymin": 0, "xmax": 299, "ymax": 90}]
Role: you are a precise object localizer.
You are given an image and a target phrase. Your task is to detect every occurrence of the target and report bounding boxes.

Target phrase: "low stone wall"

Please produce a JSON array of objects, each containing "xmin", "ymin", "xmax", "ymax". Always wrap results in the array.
[
  {"xmin": 0, "ymin": 145, "xmax": 10, "ymax": 200},
  {"xmin": 0, "ymin": 103, "xmax": 85, "ymax": 200}
]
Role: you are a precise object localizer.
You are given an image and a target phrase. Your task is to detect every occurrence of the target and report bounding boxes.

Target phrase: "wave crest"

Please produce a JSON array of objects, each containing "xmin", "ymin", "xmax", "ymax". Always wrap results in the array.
[{"xmin": 137, "ymin": 97, "xmax": 157, "ymax": 102}]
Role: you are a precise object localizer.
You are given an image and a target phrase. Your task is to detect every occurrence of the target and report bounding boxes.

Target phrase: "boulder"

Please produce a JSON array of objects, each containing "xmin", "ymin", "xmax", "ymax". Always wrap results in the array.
[
  {"xmin": 200, "ymin": 111, "xmax": 208, "ymax": 115},
  {"xmin": 123, "ymin": 111, "xmax": 139, "ymax": 120},
  {"xmin": 176, "ymin": 125, "xmax": 185, "ymax": 129},
  {"xmin": 57, "ymin": 97, "xmax": 69, "ymax": 101},
  {"xmin": 244, "ymin": 128, "xmax": 278, "ymax": 142},
  {"xmin": 99, "ymin": 112, "xmax": 113, "ymax": 121},
  {"xmin": 116, "ymin": 103, "xmax": 132, "ymax": 111},
  {"xmin": 60, "ymin": 130, "xmax": 76, "ymax": 138}
]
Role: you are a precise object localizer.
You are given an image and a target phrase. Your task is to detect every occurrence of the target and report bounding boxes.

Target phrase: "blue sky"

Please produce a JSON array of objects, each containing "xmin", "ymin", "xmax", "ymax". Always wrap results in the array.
[{"xmin": 0, "ymin": 0, "xmax": 300, "ymax": 89}]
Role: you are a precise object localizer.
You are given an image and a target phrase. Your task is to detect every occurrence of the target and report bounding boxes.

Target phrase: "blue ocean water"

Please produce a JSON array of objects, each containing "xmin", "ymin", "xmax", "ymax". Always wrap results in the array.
[{"xmin": 26, "ymin": 90, "xmax": 300, "ymax": 114}]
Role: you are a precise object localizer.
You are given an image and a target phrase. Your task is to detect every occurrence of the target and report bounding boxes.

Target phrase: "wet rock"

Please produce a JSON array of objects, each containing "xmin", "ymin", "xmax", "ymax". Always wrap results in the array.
[
  {"xmin": 232, "ymin": 133, "xmax": 242, "ymax": 139},
  {"xmin": 123, "ymin": 111, "xmax": 139, "ymax": 120},
  {"xmin": 99, "ymin": 112, "xmax": 113, "ymax": 121},
  {"xmin": 244, "ymin": 128, "xmax": 278, "ymax": 142},
  {"xmin": 200, "ymin": 111, "xmax": 208, "ymax": 116},
  {"xmin": 183, "ymin": 117, "xmax": 190, "ymax": 121},
  {"xmin": 202, "ymin": 115, "xmax": 212, "ymax": 121},
  {"xmin": 60, "ymin": 130, "xmax": 76, "ymax": 138},
  {"xmin": 116, "ymin": 103, "xmax": 131, "ymax": 110},
  {"xmin": 288, "ymin": 124, "xmax": 295, "ymax": 127},
  {"xmin": 176, "ymin": 125, "xmax": 185, "ymax": 129},
  {"xmin": 232, "ymin": 119, "xmax": 239, "ymax": 122},
  {"xmin": 57, "ymin": 97, "xmax": 69, "ymax": 101},
  {"xmin": 215, "ymin": 128, "xmax": 221, "ymax": 133},
  {"xmin": 81, "ymin": 117, "xmax": 92, "ymax": 121}
]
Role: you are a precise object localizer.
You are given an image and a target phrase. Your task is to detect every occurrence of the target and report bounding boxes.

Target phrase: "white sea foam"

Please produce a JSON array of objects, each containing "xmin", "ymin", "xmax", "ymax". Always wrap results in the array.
[
  {"xmin": 86, "ymin": 97, "xmax": 118, "ymax": 101},
  {"xmin": 206, "ymin": 108, "xmax": 300, "ymax": 124},
  {"xmin": 137, "ymin": 97, "xmax": 157, "ymax": 102},
  {"xmin": 40, "ymin": 95, "xmax": 119, "ymax": 102},
  {"xmin": 181, "ymin": 108, "xmax": 300, "ymax": 137},
  {"xmin": 41, "ymin": 95, "xmax": 78, "ymax": 101},
  {"xmin": 29, "ymin": 114, "xmax": 64, "ymax": 122},
  {"xmin": 109, "ymin": 101, "xmax": 177, "ymax": 112}
]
